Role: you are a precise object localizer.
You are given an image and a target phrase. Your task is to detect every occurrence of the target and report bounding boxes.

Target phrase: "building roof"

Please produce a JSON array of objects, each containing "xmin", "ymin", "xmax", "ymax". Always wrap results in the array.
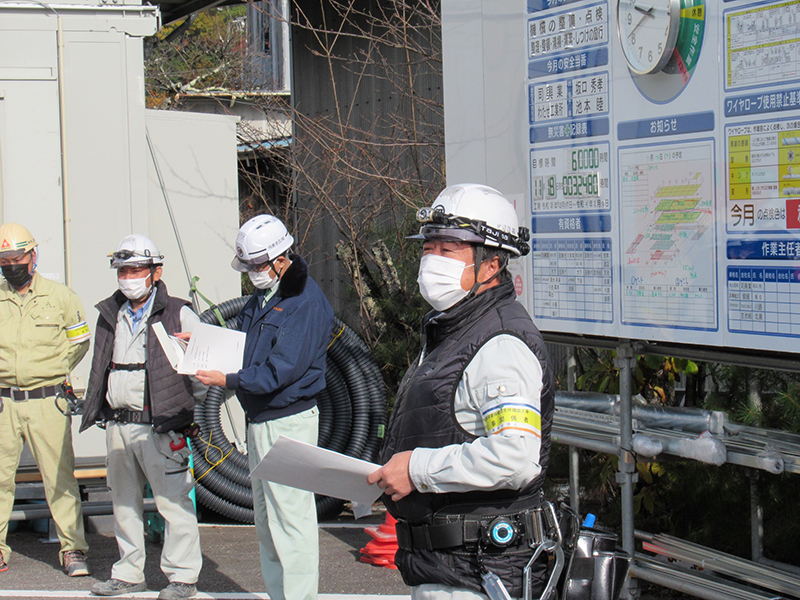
[{"xmin": 158, "ymin": 0, "xmax": 241, "ymax": 26}]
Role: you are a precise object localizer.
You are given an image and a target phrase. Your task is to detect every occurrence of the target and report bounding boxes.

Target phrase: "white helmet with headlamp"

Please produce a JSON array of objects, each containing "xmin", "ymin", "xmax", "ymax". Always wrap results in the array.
[
  {"xmin": 109, "ymin": 234, "xmax": 164, "ymax": 269},
  {"xmin": 109, "ymin": 234, "xmax": 163, "ymax": 301},
  {"xmin": 414, "ymin": 184, "xmax": 530, "ymax": 312},
  {"xmin": 414, "ymin": 184, "xmax": 530, "ymax": 256}
]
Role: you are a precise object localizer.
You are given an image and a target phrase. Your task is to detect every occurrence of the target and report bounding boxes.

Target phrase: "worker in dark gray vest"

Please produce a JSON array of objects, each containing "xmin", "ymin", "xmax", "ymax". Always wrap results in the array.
[
  {"xmin": 82, "ymin": 235, "xmax": 204, "ymax": 600},
  {"xmin": 368, "ymin": 184, "xmax": 555, "ymax": 600}
]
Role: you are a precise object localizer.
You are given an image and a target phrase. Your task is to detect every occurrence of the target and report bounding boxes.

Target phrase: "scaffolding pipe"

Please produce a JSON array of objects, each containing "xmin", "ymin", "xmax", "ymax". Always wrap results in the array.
[
  {"xmin": 551, "ymin": 432, "xmax": 619, "ymax": 455},
  {"xmin": 615, "ymin": 343, "xmax": 638, "ymax": 600},
  {"xmin": 10, "ymin": 499, "xmax": 157, "ymax": 521},
  {"xmin": 566, "ymin": 346, "xmax": 580, "ymax": 515},
  {"xmin": 749, "ymin": 469, "xmax": 763, "ymax": 562},
  {"xmin": 556, "ymin": 391, "xmax": 728, "ymax": 434},
  {"xmin": 631, "ymin": 562, "xmax": 774, "ymax": 600},
  {"xmin": 757, "ymin": 556, "xmax": 800, "ymax": 578}
]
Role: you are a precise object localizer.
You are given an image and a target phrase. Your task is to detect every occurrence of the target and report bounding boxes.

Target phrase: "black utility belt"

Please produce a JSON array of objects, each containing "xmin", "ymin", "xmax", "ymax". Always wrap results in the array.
[
  {"xmin": 0, "ymin": 384, "xmax": 60, "ymax": 401},
  {"xmin": 109, "ymin": 409, "xmax": 152, "ymax": 424},
  {"xmin": 396, "ymin": 506, "xmax": 554, "ymax": 553},
  {"xmin": 110, "ymin": 362, "xmax": 146, "ymax": 372}
]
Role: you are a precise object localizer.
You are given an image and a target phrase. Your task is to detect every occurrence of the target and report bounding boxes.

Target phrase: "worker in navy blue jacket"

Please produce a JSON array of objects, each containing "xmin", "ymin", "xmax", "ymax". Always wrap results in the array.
[{"xmin": 196, "ymin": 214, "xmax": 334, "ymax": 600}]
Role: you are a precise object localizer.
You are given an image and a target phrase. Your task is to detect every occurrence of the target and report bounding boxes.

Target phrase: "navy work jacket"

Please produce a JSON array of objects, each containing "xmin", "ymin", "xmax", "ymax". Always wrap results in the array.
[{"xmin": 225, "ymin": 254, "xmax": 334, "ymax": 423}]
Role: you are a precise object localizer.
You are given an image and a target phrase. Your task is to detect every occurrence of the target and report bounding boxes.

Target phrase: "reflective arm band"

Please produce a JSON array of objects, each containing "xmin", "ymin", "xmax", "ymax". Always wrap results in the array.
[
  {"xmin": 482, "ymin": 400, "xmax": 542, "ymax": 438},
  {"xmin": 66, "ymin": 321, "xmax": 90, "ymax": 344}
]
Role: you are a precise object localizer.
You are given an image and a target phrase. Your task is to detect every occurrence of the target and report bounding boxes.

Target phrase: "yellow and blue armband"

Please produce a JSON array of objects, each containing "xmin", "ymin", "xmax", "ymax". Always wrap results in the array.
[
  {"xmin": 66, "ymin": 320, "xmax": 90, "ymax": 344},
  {"xmin": 481, "ymin": 397, "xmax": 542, "ymax": 438}
]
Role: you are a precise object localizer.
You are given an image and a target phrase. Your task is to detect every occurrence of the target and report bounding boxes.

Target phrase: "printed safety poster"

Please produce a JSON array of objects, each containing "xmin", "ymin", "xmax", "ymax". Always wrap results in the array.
[{"xmin": 442, "ymin": 0, "xmax": 800, "ymax": 352}]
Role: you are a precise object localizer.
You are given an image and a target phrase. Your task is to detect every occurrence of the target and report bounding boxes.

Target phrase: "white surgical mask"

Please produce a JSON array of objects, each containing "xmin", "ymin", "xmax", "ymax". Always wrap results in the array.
[
  {"xmin": 417, "ymin": 254, "xmax": 473, "ymax": 311},
  {"xmin": 118, "ymin": 276, "xmax": 152, "ymax": 301},
  {"xmin": 248, "ymin": 269, "xmax": 279, "ymax": 290}
]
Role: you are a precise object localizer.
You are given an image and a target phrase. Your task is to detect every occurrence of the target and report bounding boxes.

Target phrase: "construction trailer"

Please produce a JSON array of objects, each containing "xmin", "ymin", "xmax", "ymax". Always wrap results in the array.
[{"xmin": 0, "ymin": 0, "xmax": 241, "ymax": 470}]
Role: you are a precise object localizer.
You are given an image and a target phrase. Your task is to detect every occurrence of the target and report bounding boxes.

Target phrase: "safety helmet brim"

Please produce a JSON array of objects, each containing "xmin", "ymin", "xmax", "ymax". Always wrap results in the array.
[
  {"xmin": 0, "ymin": 249, "xmax": 30, "ymax": 260},
  {"xmin": 110, "ymin": 235, "xmax": 163, "ymax": 269},
  {"xmin": 110, "ymin": 258, "xmax": 163, "ymax": 269},
  {"xmin": 409, "ymin": 225, "xmax": 486, "ymax": 245},
  {"xmin": 231, "ymin": 254, "xmax": 273, "ymax": 273}
]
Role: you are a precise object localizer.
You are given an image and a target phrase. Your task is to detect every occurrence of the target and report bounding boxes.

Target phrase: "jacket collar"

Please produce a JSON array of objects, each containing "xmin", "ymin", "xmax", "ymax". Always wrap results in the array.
[
  {"xmin": 423, "ymin": 280, "xmax": 516, "ymax": 347},
  {"xmin": 1, "ymin": 271, "xmax": 47, "ymax": 301},
  {"xmin": 258, "ymin": 253, "xmax": 308, "ymax": 301},
  {"xmin": 97, "ymin": 279, "xmax": 170, "ymax": 325}
]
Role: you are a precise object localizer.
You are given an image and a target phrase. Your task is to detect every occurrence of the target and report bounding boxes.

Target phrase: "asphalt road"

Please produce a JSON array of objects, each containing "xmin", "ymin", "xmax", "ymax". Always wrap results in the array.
[
  {"xmin": 0, "ymin": 508, "xmax": 683, "ymax": 600},
  {"xmin": 0, "ymin": 511, "xmax": 409, "ymax": 599}
]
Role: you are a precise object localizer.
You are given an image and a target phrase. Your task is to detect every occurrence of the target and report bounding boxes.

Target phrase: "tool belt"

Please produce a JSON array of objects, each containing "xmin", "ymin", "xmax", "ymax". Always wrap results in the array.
[
  {"xmin": 560, "ymin": 527, "xmax": 630, "ymax": 600},
  {"xmin": 396, "ymin": 505, "xmax": 555, "ymax": 552},
  {"xmin": 0, "ymin": 384, "xmax": 60, "ymax": 401},
  {"xmin": 109, "ymin": 409, "xmax": 152, "ymax": 424}
]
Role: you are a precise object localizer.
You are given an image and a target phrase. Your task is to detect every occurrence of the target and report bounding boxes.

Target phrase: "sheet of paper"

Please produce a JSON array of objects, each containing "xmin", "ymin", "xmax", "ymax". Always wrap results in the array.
[
  {"xmin": 178, "ymin": 322, "xmax": 245, "ymax": 375},
  {"xmin": 153, "ymin": 322, "xmax": 186, "ymax": 371},
  {"xmin": 250, "ymin": 436, "xmax": 383, "ymax": 508}
]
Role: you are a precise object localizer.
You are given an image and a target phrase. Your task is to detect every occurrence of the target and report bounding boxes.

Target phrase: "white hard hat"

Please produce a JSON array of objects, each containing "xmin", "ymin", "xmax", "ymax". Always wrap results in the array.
[
  {"xmin": 413, "ymin": 184, "xmax": 529, "ymax": 256},
  {"xmin": 231, "ymin": 214, "xmax": 294, "ymax": 272},
  {"xmin": 110, "ymin": 234, "xmax": 164, "ymax": 269},
  {"xmin": 0, "ymin": 222, "xmax": 37, "ymax": 259}
]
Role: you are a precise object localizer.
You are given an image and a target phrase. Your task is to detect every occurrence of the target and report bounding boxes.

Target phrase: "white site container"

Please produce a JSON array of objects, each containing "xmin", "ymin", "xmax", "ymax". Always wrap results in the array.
[{"xmin": 0, "ymin": 1, "xmax": 241, "ymax": 469}]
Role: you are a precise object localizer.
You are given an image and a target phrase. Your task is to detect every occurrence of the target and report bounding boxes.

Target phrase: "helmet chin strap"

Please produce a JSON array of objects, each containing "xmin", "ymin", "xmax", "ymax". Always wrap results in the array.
[{"xmin": 466, "ymin": 246, "xmax": 509, "ymax": 298}]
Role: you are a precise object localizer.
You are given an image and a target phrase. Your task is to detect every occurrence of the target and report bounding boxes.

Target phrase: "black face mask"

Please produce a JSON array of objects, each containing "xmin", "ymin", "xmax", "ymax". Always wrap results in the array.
[{"xmin": 2, "ymin": 263, "xmax": 32, "ymax": 289}]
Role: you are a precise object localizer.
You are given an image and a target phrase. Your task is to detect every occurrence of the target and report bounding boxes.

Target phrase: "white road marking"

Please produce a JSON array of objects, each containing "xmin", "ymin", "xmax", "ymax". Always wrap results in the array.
[{"xmin": 0, "ymin": 592, "xmax": 409, "ymax": 599}]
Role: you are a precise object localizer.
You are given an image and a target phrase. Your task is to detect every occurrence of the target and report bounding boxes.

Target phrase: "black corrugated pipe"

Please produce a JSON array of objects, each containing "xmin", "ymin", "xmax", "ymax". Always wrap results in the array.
[{"xmin": 190, "ymin": 297, "xmax": 386, "ymax": 523}]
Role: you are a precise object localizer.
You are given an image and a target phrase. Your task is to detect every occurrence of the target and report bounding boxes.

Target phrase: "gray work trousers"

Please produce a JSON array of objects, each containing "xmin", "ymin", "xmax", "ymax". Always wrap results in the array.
[
  {"xmin": 412, "ymin": 585, "xmax": 491, "ymax": 600},
  {"xmin": 106, "ymin": 422, "xmax": 202, "ymax": 584}
]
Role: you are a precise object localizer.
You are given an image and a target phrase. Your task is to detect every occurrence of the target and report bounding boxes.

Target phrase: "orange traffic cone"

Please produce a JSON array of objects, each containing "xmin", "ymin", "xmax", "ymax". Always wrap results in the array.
[{"xmin": 360, "ymin": 512, "xmax": 399, "ymax": 569}]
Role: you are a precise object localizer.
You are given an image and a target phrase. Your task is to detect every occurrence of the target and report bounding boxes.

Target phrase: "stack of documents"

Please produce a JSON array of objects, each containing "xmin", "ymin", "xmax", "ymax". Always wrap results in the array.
[{"xmin": 154, "ymin": 322, "xmax": 246, "ymax": 375}]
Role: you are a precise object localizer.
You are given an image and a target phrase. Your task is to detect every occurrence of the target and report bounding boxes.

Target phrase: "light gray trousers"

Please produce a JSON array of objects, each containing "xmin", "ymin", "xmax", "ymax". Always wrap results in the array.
[
  {"xmin": 412, "ymin": 585, "xmax": 492, "ymax": 600},
  {"xmin": 248, "ymin": 407, "xmax": 320, "ymax": 600},
  {"xmin": 106, "ymin": 422, "xmax": 202, "ymax": 584}
]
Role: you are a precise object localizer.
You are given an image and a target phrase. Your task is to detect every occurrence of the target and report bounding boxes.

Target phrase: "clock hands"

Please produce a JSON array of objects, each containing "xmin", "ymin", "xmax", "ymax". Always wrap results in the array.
[{"xmin": 628, "ymin": 4, "xmax": 655, "ymax": 39}]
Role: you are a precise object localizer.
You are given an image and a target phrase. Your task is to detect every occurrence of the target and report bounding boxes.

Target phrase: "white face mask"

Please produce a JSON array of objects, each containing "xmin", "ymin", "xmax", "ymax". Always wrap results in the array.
[
  {"xmin": 248, "ymin": 269, "xmax": 279, "ymax": 290},
  {"xmin": 417, "ymin": 254, "xmax": 473, "ymax": 312},
  {"xmin": 118, "ymin": 276, "xmax": 152, "ymax": 301}
]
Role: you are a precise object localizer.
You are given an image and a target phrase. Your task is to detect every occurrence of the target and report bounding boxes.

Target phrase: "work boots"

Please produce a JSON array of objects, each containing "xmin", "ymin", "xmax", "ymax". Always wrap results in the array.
[
  {"xmin": 90, "ymin": 578, "xmax": 147, "ymax": 596},
  {"xmin": 159, "ymin": 582, "xmax": 197, "ymax": 599},
  {"xmin": 62, "ymin": 550, "xmax": 90, "ymax": 577}
]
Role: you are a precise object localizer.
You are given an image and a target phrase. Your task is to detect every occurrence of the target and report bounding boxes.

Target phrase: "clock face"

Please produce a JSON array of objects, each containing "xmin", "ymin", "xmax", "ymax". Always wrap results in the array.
[{"xmin": 617, "ymin": 0, "xmax": 681, "ymax": 75}]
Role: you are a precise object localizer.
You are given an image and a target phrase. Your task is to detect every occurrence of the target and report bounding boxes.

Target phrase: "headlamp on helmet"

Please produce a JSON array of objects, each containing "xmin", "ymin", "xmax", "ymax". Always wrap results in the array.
[
  {"xmin": 415, "ymin": 202, "xmax": 531, "ymax": 257},
  {"xmin": 109, "ymin": 235, "xmax": 164, "ymax": 269}
]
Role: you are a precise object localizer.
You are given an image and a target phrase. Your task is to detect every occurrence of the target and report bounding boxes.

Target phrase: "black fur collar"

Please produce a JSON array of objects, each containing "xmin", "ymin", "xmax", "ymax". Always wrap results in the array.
[{"xmin": 277, "ymin": 253, "xmax": 308, "ymax": 299}]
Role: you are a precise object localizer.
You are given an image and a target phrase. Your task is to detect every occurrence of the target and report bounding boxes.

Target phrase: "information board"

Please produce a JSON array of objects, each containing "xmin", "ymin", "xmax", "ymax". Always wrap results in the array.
[{"xmin": 442, "ymin": 0, "xmax": 800, "ymax": 353}]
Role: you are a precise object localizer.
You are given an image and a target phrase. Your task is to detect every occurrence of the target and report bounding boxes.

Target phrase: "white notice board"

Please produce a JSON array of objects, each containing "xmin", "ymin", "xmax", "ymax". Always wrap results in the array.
[{"xmin": 442, "ymin": 0, "xmax": 800, "ymax": 353}]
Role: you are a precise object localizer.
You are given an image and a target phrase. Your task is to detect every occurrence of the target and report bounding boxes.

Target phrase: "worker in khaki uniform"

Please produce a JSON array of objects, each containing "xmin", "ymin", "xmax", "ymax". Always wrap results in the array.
[{"xmin": 0, "ymin": 223, "xmax": 91, "ymax": 577}]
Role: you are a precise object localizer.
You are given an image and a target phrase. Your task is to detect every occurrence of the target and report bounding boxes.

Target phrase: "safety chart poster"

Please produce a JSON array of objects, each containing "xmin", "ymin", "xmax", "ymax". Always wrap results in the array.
[{"xmin": 522, "ymin": 0, "xmax": 800, "ymax": 351}]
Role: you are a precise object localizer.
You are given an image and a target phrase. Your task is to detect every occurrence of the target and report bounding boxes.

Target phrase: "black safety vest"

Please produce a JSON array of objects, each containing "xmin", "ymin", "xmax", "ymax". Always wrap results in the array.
[
  {"xmin": 380, "ymin": 280, "xmax": 555, "ymax": 597},
  {"xmin": 80, "ymin": 281, "xmax": 195, "ymax": 434}
]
